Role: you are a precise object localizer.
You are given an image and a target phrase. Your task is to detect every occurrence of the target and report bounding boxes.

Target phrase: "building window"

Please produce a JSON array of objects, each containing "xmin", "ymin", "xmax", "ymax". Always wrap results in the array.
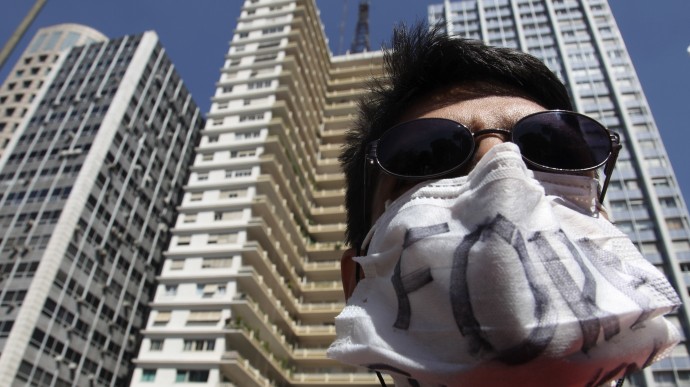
[
  {"xmin": 187, "ymin": 311, "xmax": 221, "ymax": 324},
  {"xmin": 164, "ymin": 285, "xmax": 177, "ymax": 296},
  {"xmin": 231, "ymin": 149, "xmax": 256, "ymax": 158},
  {"xmin": 208, "ymin": 233, "xmax": 237, "ymax": 245},
  {"xmin": 235, "ymin": 169, "xmax": 251, "ymax": 177},
  {"xmin": 247, "ymin": 80, "xmax": 271, "ymax": 90},
  {"xmin": 175, "ymin": 370, "xmax": 209, "ymax": 383},
  {"xmin": 153, "ymin": 311, "xmax": 171, "ymax": 326},
  {"xmin": 150, "ymin": 340, "xmax": 164, "ymax": 351},
  {"xmin": 197, "ymin": 173, "xmax": 208, "ymax": 181},
  {"xmin": 258, "ymin": 40, "xmax": 281, "ymax": 49},
  {"xmin": 170, "ymin": 259, "xmax": 185, "ymax": 270},
  {"xmin": 208, "ymin": 135, "xmax": 219, "ymax": 143},
  {"xmin": 183, "ymin": 339, "xmax": 216, "ymax": 351},
  {"xmin": 236, "ymin": 131, "xmax": 260, "ymax": 139},
  {"xmin": 667, "ymin": 218, "xmax": 684, "ymax": 230},
  {"xmin": 215, "ymin": 210, "xmax": 242, "ymax": 221},
  {"xmin": 202, "ymin": 257, "xmax": 232, "ymax": 269},
  {"xmin": 190, "ymin": 192, "xmax": 203, "ymax": 202},
  {"xmin": 183, "ymin": 214, "xmax": 197, "ymax": 224},
  {"xmin": 177, "ymin": 236, "xmax": 191, "ymax": 246},
  {"xmin": 197, "ymin": 284, "xmax": 226, "ymax": 298},
  {"xmin": 262, "ymin": 26, "xmax": 284, "ymax": 35},
  {"xmin": 254, "ymin": 53, "xmax": 277, "ymax": 63},
  {"xmin": 202, "ymin": 153, "xmax": 214, "ymax": 161},
  {"xmin": 220, "ymin": 189, "xmax": 246, "ymax": 199},
  {"xmin": 141, "ymin": 369, "xmax": 156, "ymax": 382},
  {"xmin": 240, "ymin": 113, "xmax": 264, "ymax": 122}
]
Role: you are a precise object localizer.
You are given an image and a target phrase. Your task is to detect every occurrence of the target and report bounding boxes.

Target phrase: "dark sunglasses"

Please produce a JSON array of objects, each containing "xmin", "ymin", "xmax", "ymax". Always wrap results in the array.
[{"xmin": 362, "ymin": 110, "xmax": 621, "ymax": 232}]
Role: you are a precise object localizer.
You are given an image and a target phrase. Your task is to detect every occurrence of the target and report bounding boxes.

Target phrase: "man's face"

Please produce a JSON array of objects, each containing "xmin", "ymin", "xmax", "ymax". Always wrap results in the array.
[{"xmin": 341, "ymin": 88, "xmax": 547, "ymax": 299}]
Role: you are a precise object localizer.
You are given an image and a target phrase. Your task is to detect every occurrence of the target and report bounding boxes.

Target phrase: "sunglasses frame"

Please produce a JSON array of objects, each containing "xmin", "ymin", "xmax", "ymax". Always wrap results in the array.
[{"xmin": 361, "ymin": 110, "xmax": 622, "ymax": 241}]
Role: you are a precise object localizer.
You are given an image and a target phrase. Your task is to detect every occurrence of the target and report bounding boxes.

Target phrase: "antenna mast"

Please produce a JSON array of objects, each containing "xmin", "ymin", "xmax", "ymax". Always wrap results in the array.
[{"xmin": 350, "ymin": 0, "xmax": 370, "ymax": 53}]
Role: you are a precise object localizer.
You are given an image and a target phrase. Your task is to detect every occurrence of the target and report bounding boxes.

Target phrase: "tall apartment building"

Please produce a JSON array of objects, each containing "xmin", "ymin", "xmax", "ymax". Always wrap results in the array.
[
  {"xmin": 0, "ymin": 24, "xmax": 107, "ymax": 157},
  {"xmin": 0, "ymin": 30, "xmax": 203, "ymax": 386},
  {"xmin": 428, "ymin": 0, "xmax": 690, "ymax": 385},
  {"xmin": 131, "ymin": 0, "xmax": 387, "ymax": 385}
]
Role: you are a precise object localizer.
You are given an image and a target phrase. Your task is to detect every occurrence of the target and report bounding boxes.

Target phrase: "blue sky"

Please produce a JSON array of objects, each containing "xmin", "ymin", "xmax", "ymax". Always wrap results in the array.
[{"xmin": 1, "ymin": 0, "xmax": 689, "ymax": 207}]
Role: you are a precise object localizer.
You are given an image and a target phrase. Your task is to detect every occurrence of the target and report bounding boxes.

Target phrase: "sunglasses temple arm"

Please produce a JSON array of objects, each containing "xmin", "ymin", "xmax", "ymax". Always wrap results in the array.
[
  {"xmin": 355, "ymin": 154, "xmax": 374, "ymax": 283},
  {"xmin": 599, "ymin": 136, "xmax": 622, "ymax": 203}
]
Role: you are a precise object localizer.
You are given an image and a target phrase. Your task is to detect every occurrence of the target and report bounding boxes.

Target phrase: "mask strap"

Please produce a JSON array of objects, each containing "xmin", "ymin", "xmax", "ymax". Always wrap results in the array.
[
  {"xmin": 376, "ymin": 371, "xmax": 387, "ymax": 386},
  {"xmin": 355, "ymin": 223, "xmax": 378, "ymax": 283}
]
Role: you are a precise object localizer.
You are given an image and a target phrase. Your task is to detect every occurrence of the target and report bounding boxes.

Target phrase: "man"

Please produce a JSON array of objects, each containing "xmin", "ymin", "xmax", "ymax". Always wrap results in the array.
[{"xmin": 327, "ymin": 24, "xmax": 680, "ymax": 387}]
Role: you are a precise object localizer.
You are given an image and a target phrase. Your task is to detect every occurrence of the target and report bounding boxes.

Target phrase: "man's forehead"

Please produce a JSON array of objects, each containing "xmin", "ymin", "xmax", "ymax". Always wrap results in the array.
[
  {"xmin": 400, "ymin": 87, "xmax": 546, "ymax": 130},
  {"xmin": 398, "ymin": 81, "xmax": 541, "ymax": 114}
]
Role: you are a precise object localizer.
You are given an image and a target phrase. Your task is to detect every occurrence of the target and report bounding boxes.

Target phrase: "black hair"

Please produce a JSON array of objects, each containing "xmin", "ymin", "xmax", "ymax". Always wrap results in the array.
[{"xmin": 339, "ymin": 22, "xmax": 573, "ymax": 247}]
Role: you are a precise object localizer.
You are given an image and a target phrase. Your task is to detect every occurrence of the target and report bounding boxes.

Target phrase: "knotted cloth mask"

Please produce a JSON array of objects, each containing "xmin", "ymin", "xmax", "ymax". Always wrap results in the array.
[{"xmin": 328, "ymin": 143, "xmax": 681, "ymax": 387}]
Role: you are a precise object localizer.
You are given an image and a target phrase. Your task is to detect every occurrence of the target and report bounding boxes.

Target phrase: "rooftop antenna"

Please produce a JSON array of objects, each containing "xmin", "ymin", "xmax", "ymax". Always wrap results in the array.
[
  {"xmin": 338, "ymin": 0, "xmax": 349, "ymax": 54},
  {"xmin": 350, "ymin": 0, "xmax": 370, "ymax": 53}
]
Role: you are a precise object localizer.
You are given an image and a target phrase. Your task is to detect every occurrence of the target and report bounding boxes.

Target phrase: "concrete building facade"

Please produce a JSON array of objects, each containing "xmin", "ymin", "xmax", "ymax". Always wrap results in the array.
[
  {"xmin": 0, "ymin": 30, "xmax": 203, "ymax": 386},
  {"xmin": 428, "ymin": 0, "xmax": 690, "ymax": 385},
  {"xmin": 131, "ymin": 0, "xmax": 387, "ymax": 385},
  {"xmin": 0, "ymin": 23, "xmax": 107, "ymax": 157}
]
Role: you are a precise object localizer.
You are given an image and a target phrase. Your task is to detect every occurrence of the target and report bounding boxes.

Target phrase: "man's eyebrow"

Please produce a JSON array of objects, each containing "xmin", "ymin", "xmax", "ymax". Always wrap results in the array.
[{"xmin": 463, "ymin": 114, "xmax": 521, "ymax": 131}]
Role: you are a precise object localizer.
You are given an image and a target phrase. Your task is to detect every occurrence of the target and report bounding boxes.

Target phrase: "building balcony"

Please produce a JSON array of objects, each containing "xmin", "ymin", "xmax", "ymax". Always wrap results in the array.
[
  {"xmin": 326, "ymin": 88, "xmax": 367, "ymax": 101},
  {"xmin": 322, "ymin": 116, "xmax": 352, "ymax": 132},
  {"xmin": 220, "ymin": 351, "xmax": 276, "ymax": 387},
  {"xmin": 296, "ymin": 301, "xmax": 344, "ymax": 325},
  {"xmin": 289, "ymin": 371, "xmax": 388, "ymax": 386},
  {"xmin": 309, "ymin": 204, "xmax": 346, "ymax": 224},
  {"xmin": 318, "ymin": 142, "xmax": 341, "ymax": 159},
  {"xmin": 302, "ymin": 260, "xmax": 340, "ymax": 282},
  {"xmin": 315, "ymin": 156, "xmax": 340, "ymax": 175},
  {"xmin": 234, "ymin": 266, "xmax": 343, "ymax": 325},
  {"xmin": 229, "ymin": 295, "xmax": 335, "ymax": 350},
  {"xmin": 219, "ymin": 351, "xmax": 385, "ymax": 387},
  {"xmin": 311, "ymin": 188, "xmax": 346, "ymax": 208},
  {"xmin": 324, "ymin": 100, "xmax": 358, "ymax": 116},
  {"xmin": 306, "ymin": 241, "xmax": 344, "ymax": 262},
  {"xmin": 307, "ymin": 222, "xmax": 347, "ymax": 243},
  {"xmin": 313, "ymin": 172, "xmax": 345, "ymax": 191}
]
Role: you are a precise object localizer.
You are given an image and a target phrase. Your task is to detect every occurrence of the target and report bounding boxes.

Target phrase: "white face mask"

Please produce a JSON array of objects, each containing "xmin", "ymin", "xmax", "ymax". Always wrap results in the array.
[{"xmin": 328, "ymin": 143, "xmax": 680, "ymax": 387}]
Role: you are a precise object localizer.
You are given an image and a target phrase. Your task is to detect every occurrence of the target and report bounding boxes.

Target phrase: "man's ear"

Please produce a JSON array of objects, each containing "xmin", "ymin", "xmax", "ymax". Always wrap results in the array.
[{"xmin": 340, "ymin": 248, "xmax": 359, "ymax": 300}]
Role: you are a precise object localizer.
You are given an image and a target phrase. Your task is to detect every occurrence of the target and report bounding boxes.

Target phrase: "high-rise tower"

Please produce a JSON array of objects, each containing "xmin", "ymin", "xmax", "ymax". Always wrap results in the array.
[
  {"xmin": 131, "ymin": 0, "xmax": 386, "ymax": 385},
  {"xmin": 0, "ymin": 24, "xmax": 107, "ymax": 157},
  {"xmin": 0, "ymin": 30, "xmax": 203, "ymax": 386},
  {"xmin": 428, "ymin": 0, "xmax": 690, "ymax": 385}
]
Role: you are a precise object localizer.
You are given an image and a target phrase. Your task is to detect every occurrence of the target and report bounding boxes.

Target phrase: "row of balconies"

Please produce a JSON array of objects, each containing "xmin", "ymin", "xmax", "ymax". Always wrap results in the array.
[
  {"xmin": 234, "ymin": 266, "xmax": 342, "ymax": 327},
  {"xmin": 244, "ymin": 217, "xmax": 342, "ymax": 299},
  {"xmin": 220, "ymin": 349, "xmax": 386, "ymax": 387}
]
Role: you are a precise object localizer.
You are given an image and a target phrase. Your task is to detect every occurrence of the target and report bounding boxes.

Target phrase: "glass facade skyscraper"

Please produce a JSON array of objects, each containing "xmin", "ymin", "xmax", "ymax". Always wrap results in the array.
[{"xmin": 428, "ymin": 0, "xmax": 690, "ymax": 385}]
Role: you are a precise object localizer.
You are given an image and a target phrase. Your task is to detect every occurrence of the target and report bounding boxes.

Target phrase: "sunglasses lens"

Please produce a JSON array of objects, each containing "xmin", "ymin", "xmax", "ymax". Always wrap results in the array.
[
  {"xmin": 512, "ymin": 111, "xmax": 611, "ymax": 171},
  {"xmin": 377, "ymin": 118, "xmax": 475, "ymax": 177}
]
